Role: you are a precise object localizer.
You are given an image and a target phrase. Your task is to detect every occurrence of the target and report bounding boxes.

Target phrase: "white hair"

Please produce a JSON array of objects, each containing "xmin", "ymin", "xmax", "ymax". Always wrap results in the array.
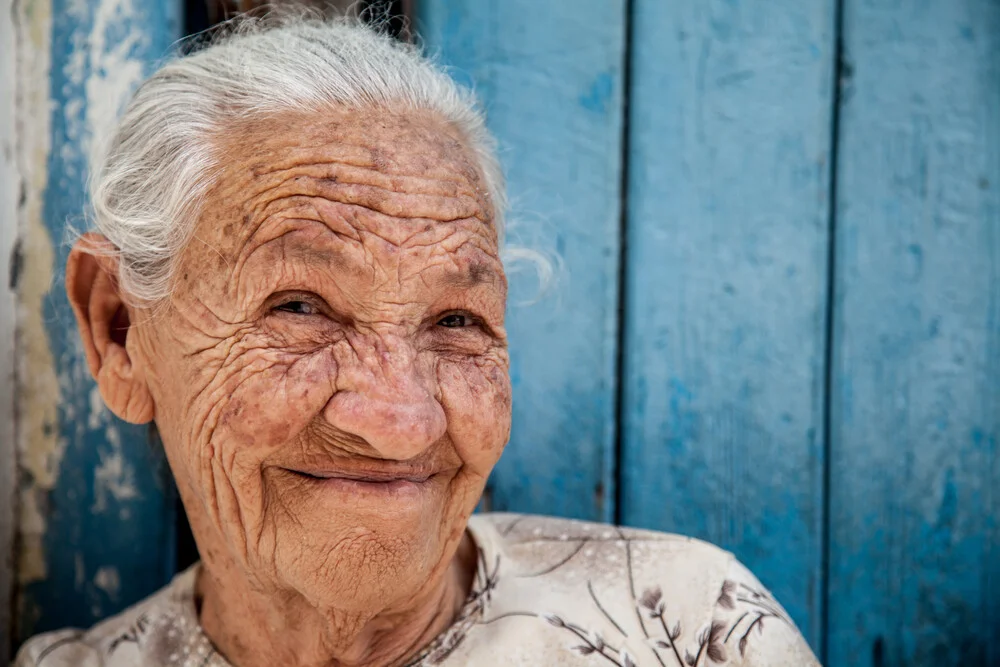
[{"xmin": 87, "ymin": 15, "xmax": 508, "ymax": 303}]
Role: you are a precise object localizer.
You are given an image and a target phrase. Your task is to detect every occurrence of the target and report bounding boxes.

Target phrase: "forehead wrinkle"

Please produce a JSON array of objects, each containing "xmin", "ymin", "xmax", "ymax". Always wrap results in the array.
[
  {"xmin": 397, "ymin": 236, "xmax": 505, "ymax": 290},
  {"xmin": 248, "ymin": 140, "xmax": 380, "ymax": 175},
  {"xmin": 227, "ymin": 199, "xmax": 361, "ymax": 281},
  {"xmin": 225, "ymin": 188, "xmax": 422, "ymax": 295},
  {"xmin": 431, "ymin": 224, "xmax": 500, "ymax": 257},
  {"xmin": 225, "ymin": 110, "xmax": 492, "ymax": 210},
  {"xmin": 250, "ymin": 159, "xmax": 480, "ymax": 201},
  {"xmin": 246, "ymin": 173, "xmax": 487, "ymax": 225},
  {"xmin": 361, "ymin": 214, "xmax": 470, "ymax": 252},
  {"xmin": 351, "ymin": 221, "xmax": 503, "ymax": 293},
  {"xmin": 223, "ymin": 217, "xmax": 353, "ymax": 303},
  {"xmin": 251, "ymin": 197, "xmax": 364, "ymax": 244},
  {"xmin": 238, "ymin": 106, "xmax": 481, "ymax": 173},
  {"xmin": 303, "ymin": 190, "xmax": 497, "ymax": 251},
  {"xmin": 240, "ymin": 227, "xmax": 373, "ymax": 296},
  {"xmin": 196, "ymin": 183, "xmax": 498, "ymax": 317},
  {"xmin": 197, "ymin": 105, "xmax": 498, "ymax": 269}
]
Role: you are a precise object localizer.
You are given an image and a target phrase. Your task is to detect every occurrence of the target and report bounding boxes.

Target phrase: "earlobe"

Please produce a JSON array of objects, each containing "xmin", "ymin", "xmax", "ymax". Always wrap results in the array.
[
  {"xmin": 66, "ymin": 234, "xmax": 155, "ymax": 424},
  {"xmin": 96, "ymin": 345, "xmax": 156, "ymax": 424}
]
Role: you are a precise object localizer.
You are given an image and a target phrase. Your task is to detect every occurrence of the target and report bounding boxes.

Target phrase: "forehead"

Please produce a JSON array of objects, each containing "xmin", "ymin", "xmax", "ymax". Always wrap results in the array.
[{"xmin": 194, "ymin": 107, "xmax": 497, "ymax": 262}]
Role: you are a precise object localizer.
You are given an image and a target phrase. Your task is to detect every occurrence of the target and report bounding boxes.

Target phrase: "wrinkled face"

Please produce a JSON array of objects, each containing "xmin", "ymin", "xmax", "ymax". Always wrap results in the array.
[{"xmin": 133, "ymin": 108, "xmax": 511, "ymax": 610}]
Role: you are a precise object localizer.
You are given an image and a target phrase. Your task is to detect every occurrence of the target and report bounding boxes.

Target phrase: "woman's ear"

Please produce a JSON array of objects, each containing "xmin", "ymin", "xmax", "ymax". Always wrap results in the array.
[{"xmin": 66, "ymin": 233, "xmax": 155, "ymax": 424}]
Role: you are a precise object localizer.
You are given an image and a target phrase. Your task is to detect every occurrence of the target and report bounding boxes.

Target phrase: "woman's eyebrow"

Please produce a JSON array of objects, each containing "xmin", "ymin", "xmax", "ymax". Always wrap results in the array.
[
  {"xmin": 437, "ymin": 262, "xmax": 503, "ymax": 289},
  {"xmin": 283, "ymin": 242, "xmax": 348, "ymax": 266},
  {"xmin": 244, "ymin": 230, "xmax": 352, "ymax": 268}
]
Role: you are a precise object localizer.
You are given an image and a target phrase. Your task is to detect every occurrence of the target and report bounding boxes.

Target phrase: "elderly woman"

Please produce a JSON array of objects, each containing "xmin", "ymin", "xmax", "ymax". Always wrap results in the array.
[{"xmin": 16, "ymin": 18, "xmax": 819, "ymax": 667}]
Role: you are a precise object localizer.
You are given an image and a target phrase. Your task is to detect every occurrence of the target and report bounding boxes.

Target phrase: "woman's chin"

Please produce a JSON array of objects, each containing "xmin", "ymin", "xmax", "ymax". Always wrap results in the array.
[
  {"xmin": 271, "ymin": 521, "xmax": 443, "ymax": 613},
  {"xmin": 258, "ymin": 477, "xmax": 458, "ymax": 608}
]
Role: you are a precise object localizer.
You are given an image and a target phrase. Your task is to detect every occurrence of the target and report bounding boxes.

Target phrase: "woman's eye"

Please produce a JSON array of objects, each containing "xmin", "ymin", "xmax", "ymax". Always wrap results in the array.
[
  {"xmin": 437, "ymin": 313, "xmax": 470, "ymax": 328},
  {"xmin": 273, "ymin": 300, "xmax": 318, "ymax": 315}
]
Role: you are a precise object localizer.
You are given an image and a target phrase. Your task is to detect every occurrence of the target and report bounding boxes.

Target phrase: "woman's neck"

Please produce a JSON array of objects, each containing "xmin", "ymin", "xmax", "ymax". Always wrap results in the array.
[{"xmin": 196, "ymin": 533, "xmax": 478, "ymax": 667}]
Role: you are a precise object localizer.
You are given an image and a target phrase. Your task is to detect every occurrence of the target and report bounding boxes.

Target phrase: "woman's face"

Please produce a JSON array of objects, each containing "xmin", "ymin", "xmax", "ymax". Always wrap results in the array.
[{"xmin": 131, "ymin": 108, "xmax": 511, "ymax": 611}]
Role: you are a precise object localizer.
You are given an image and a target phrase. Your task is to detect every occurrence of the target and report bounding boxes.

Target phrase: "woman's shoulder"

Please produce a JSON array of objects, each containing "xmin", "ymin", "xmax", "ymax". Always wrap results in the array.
[
  {"xmin": 472, "ymin": 511, "xmax": 738, "ymax": 577},
  {"xmin": 13, "ymin": 567, "xmax": 206, "ymax": 667},
  {"xmin": 459, "ymin": 512, "xmax": 820, "ymax": 666},
  {"xmin": 13, "ymin": 628, "xmax": 104, "ymax": 667}
]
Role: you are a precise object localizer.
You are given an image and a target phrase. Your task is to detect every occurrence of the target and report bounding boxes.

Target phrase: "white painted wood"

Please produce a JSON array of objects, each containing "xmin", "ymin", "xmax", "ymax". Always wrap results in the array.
[{"xmin": 0, "ymin": 0, "xmax": 20, "ymax": 656}]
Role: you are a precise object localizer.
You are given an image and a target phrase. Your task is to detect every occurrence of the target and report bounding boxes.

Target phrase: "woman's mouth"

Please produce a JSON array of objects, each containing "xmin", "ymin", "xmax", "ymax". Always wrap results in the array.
[
  {"xmin": 293, "ymin": 469, "xmax": 433, "ymax": 483},
  {"xmin": 282, "ymin": 466, "xmax": 440, "ymax": 500}
]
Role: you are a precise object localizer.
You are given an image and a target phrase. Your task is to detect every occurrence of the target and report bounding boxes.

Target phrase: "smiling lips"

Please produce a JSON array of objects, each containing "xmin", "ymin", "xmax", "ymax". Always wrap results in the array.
[
  {"xmin": 291, "ymin": 469, "xmax": 434, "ymax": 484},
  {"xmin": 279, "ymin": 458, "xmax": 452, "ymax": 502},
  {"xmin": 287, "ymin": 468, "xmax": 437, "ymax": 500}
]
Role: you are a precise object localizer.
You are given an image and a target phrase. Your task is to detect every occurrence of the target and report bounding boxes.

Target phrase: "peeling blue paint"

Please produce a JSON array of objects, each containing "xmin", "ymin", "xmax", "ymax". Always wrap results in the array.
[
  {"xmin": 578, "ymin": 72, "xmax": 614, "ymax": 114},
  {"xmin": 18, "ymin": 0, "xmax": 180, "ymax": 641}
]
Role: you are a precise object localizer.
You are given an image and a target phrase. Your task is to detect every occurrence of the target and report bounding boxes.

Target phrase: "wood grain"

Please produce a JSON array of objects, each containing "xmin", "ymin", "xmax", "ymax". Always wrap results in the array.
[
  {"xmin": 14, "ymin": 0, "xmax": 182, "ymax": 642},
  {"xmin": 1, "ymin": 0, "xmax": 18, "ymax": 657},
  {"xmin": 203, "ymin": 0, "xmax": 360, "ymax": 24},
  {"xmin": 418, "ymin": 0, "xmax": 626, "ymax": 521},
  {"xmin": 827, "ymin": 1, "xmax": 1000, "ymax": 665},
  {"xmin": 619, "ymin": 0, "xmax": 837, "ymax": 650}
]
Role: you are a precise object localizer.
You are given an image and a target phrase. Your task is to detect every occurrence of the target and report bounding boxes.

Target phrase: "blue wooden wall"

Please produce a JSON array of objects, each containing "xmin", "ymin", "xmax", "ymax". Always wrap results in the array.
[
  {"xmin": 13, "ymin": 0, "xmax": 181, "ymax": 646},
  {"xmin": 11, "ymin": 2, "xmax": 1000, "ymax": 666},
  {"xmin": 620, "ymin": 0, "xmax": 835, "ymax": 649},
  {"xmin": 827, "ymin": 1, "xmax": 1000, "ymax": 665}
]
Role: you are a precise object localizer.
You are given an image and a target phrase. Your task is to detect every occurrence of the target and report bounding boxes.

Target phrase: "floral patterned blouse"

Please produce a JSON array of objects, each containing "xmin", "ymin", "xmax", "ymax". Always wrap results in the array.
[{"xmin": 15, "ymin": 513, "xmax": 820, "ymax": 667}]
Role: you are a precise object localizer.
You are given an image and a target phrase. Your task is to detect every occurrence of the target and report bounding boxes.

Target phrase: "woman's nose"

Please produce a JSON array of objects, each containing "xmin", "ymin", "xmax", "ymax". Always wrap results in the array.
[{"xmin": 323, "ymin": 339, "xmax": 447, "ymax": 460}]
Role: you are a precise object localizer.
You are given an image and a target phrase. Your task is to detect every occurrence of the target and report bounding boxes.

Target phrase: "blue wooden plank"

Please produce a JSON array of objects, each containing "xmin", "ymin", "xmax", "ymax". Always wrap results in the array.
[
  {"xmin": 620, "ymin": 0, "xmax": 836, "ymax": 650},
  {"xmin": 16, "ymin": 0, "xmax": 181, "ymax": 641},
  {"xmin": 827, "ymin": 1, "xmax": 1000, "ymax": 665},
  {"xmin": 418, "ymin": 2, "xmax": 625, "ymax": 521}
]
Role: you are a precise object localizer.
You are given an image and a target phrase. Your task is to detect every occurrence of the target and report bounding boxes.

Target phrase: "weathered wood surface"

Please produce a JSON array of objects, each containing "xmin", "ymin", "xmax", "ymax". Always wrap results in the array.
[
  {"xmin": 619, "ymin": 0, "xmax": 837, "ymax": 651},
  {"xmin": 6, "ymin": 2, "xmax": 1000, "ymax": 663},
  {"xmin": 418, "ymin": 1, "xmax": 626, "ymax": 521},
  {"xmin": 827, "ymin": 1, "xmax": 1000, "ymax": 665},
  {"xmin": 13, "ymin": 0, "xmax": 181, "ymax": 642},
  {"xmin": 1, "ymin": 0, "xmax": 19, "ymax": 658},
  {"xmin": 202, "ymin": 0, "xmax": 360, "ymax": 24}
]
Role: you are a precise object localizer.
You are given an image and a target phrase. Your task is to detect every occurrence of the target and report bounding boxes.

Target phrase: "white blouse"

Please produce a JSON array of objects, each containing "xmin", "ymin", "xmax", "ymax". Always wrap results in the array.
[{"xmin": 15, "ymin": 513, "xmax": 821, "ymax": 666}]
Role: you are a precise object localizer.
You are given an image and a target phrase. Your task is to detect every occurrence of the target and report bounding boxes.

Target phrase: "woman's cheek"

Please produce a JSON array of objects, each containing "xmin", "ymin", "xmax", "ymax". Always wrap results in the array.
[
  {"xmin": 438, "ymin": 354, "xmax": 512, "ymax": 466},
  {"xmin": 212, "ymin": 346, "xmax": 338, "ymax": 452}
]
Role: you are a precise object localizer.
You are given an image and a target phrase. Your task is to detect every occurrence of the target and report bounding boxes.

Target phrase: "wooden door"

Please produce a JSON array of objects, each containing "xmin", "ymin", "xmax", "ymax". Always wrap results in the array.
[{"xmin": 7, "ymin": 2, "xmax": 1000, "ymax": 665}]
